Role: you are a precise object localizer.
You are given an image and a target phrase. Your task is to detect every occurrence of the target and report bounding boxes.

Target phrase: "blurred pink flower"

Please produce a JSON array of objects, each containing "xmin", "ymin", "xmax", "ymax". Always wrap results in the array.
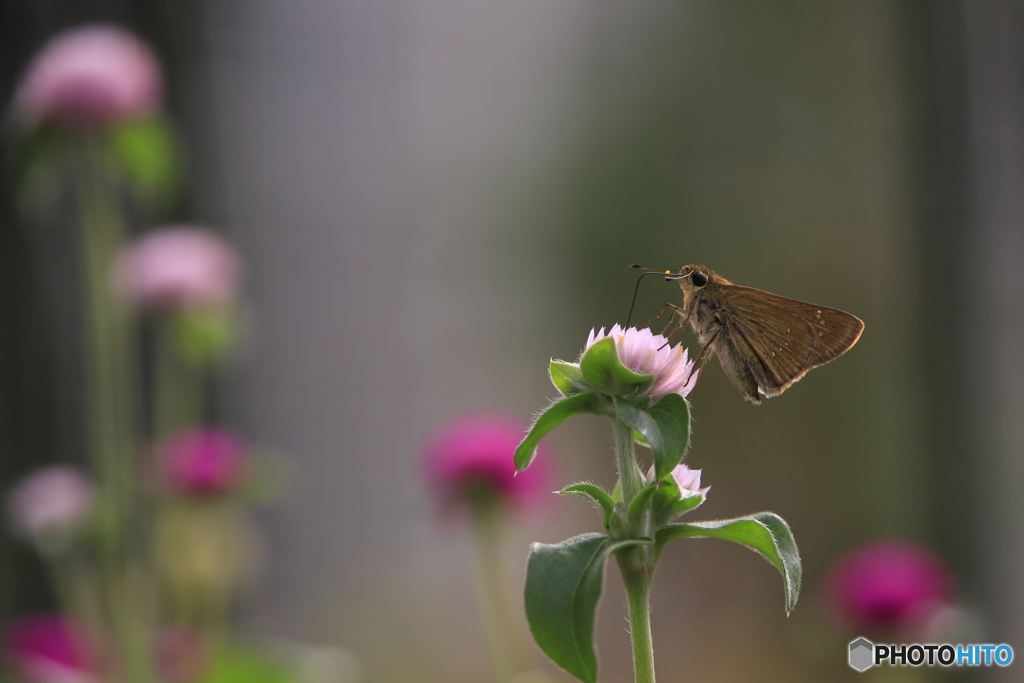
[
  {"xmin": 424, "ymin": 414, "xmax": 553, "ymax": 517},
  {"xmin": 158, "ymin": 427, "xmax": 248, "ymax": 497},
  {"xmin": 585, "ymin": 325, "xmax": 698, "ymax": 401},
  {"xmin": 1, "ymin": 613, "xmax": 100, "ymax": 683},
  {"xmin": 13, "ymin": 24, "xmax": 162, "ymax": 128},
  {"xmin": 7, "ymin": 466, "xmax": 95, "ymax": 541},
  {"xmin": 822, "ymin": 539, "xmax": 955, "ymax": 636},
  {"xmin": 113, "ymin": 227, "xmax": 241, "ymax": 309}
]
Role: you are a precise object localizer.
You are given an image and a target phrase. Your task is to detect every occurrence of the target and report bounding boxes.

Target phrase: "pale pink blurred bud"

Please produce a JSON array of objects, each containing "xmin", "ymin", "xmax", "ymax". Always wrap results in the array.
[
  {"xmin": 113, "ymin": 227, "xmax": 241, "ymax": 309},
  {"xmin": 1, "ymin": 613, "xmax": 100, "ymax": 683},
  {"xmin": 158, "ymin": 427, "xmax": 248, "ymax": 497},
  {"xmin": 424, "ymin": 413, "xmax": 554, "ymax": 517},
  {"xmin": 822, "ymin": 539, "xmax": 955, "ymax": 637},
  {"xmin": 7, "ymin": 466, "xmax": 95, "ymax": 541},
  {"xmin": 154, "ymin": 627, "xmax": 208, "ymax": 683},
  {"xmin": 13, "ymin": 24, "xmax": 162, "ymax": 128}
]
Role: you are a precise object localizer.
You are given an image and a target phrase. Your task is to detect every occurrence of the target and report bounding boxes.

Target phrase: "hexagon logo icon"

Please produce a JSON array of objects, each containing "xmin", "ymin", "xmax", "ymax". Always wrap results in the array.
[{"xmin": 849, "ymin": 637, "xmax": 874, "ymax": 671}]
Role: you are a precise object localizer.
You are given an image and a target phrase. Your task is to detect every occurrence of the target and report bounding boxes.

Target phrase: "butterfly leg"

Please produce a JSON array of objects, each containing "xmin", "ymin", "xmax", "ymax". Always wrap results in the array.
[
  {"xmin": 682, "ymin": 325, "xmax": 721, "ymax": 400},
  {"xmin": 693, "ymin": 326, "xmax": 720, "ymax": 368},
  {"xmin": 644, "ymin": 303, "xmax": 691, "ymax": 343}
]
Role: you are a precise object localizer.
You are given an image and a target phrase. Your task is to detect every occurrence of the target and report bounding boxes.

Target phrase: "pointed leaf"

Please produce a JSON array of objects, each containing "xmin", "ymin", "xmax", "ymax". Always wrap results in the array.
[
  {"xmin": 656, "ymin": 512, "xmax": 801, "ymax": 613},
  {"xmin": 579, "ymin": 337, "xmax": 652, "ymax": 396},
  {"xmin": 550, "ymin": 360, "xmax": 585, "ymax": 395},
  {"xmin": 559, "ymin": 483, "xmax": 615, "ymax": 524},
  {"xmin": 525, "ymin": 533, "xmax": 649, "ymax": 683},
  {"xmin": 515, "ymin": 393, "xmax": 608, "ymax": 471}
]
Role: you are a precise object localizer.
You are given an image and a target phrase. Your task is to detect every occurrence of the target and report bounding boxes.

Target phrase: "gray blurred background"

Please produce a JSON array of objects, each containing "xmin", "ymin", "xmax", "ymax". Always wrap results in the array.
[{"xmin": 3, "ymin": 1, "xmax": 1024, "ymax": 682}]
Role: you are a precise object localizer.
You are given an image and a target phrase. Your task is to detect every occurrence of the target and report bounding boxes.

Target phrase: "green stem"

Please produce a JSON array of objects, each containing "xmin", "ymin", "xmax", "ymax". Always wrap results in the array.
[
  {"xmin": 621, "ymin": 560, "xmax": 656, "ymax": 683},
  {"xmin": 612, "ymin": 415, "xmax": 657, "ymax": 683},
  {"xmin": 78, "ymin": 137, "xmax": 135, "ymax": 556},
  {"xmin": 472, "ymin": 511, "xmax": 532, "ymax": 682},
  {"xmin": 154, "ymin": 316, "xmax": 203, "ymax": 439},
  {"xmin": 613, "ymin": 417, "xmax": 644, "ymax": 515},
  {"xmin": 76, "ymin": 136, "xmax": 154, "ymax": 683}
]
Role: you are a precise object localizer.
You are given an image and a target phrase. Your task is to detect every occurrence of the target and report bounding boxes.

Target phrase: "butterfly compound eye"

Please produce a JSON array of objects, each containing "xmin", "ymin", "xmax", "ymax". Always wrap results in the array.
[{"xmin": 691, "ymin": 271, "xmax": 708, "ymax": 287}]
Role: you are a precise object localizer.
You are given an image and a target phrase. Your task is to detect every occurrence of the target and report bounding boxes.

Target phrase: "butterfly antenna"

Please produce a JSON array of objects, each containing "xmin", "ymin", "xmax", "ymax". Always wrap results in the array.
[{"xmin": 626, "ymin": 264, "xmax": 674, "ymax": 327}]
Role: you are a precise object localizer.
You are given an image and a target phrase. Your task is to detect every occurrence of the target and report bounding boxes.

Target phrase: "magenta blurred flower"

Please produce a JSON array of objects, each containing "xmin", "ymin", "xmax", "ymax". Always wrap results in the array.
[
  {"xmin": 7, "ymin": 466, "xmax": 95, "ymax": 541},
  {"xmin": 158, "ymin": 427, "xmax": 248, "ymax": 497},
  {"xmin": 823, "ymin": 539, "xmax": 955, "ymax": 635},
  {"xmin": 113, "ymin": 227, "xmax": 241, "ymax": 310},
  {"xmin": 424, "ymin": 414, "xmax": 554, "ymax": 517},
  {"xmin": 13, "ymin": 24, "xmax": 162, "ymax": 128},
  {"xmin": 585, "ymin": 325, "xmax": 698, "ymax": 401},
  {"xmin": 1, "ymin": 613, "xmax": 100, "ymax": 683}
]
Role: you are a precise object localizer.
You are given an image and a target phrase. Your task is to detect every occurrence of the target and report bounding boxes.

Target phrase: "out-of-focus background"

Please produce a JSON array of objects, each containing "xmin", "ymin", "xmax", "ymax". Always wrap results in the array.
[{"xmin": 2, "ymin": 2, "xmax": 1023, "ymax": 682}]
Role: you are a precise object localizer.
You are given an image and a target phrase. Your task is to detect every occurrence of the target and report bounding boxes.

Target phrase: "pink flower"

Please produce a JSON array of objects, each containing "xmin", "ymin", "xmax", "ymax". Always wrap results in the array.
[
  {"xmin": 1, "ymin": 613, "xmax": 100, "ymax": 683},
  {"xmin": 666, "ymin": 464, "xmax": 710, "ymax": 499},
  {"xmin": 822, "ymin": 539, "xmax": 955, "ymax": 636},
  {"xmin": 7, "ymin": 466, "xmax": 95, "ymax": 541},
  {"xmin": 13, "ymin": 24, "xmax": 162, "ymax": 128},
  {"xmin": 585, "ymin": 325, "xmax": 698, "ymax": 401},
  {"xmin": 424, "ymin": 414, "xmax": 554, "ymax": 517},
  {"xmin": 113, "ymin": 227, "xmax": 241, "ymax": 309},
  {"xmin": 158, "ymin": 427, "xmax": 248, "ymax": 497}
]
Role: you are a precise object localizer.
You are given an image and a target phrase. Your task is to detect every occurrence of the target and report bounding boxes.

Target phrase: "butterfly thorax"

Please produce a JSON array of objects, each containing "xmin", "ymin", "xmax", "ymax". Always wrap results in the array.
[{"xmin": 676, "ymin": 265, "xmax": 732, "ymax": 345}]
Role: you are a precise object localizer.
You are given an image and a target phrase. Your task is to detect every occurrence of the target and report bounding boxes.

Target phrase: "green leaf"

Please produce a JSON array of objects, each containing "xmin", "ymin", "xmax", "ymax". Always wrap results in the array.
[
  {"xmin": 613, "ymin": 395, "xmax": 690, "ymax": 480},
  {"xmin": 655, "ymin": 512, "xmax": 802, "ymax": 613},
  {"xmin": 515, "ymin": 393, "xmax": 608, "ymax": 472},
  {"xmin": 525, "ymin": 533, "xmax": 650, "ymax": 683},
  {"xmin": 550, "ymin": 360, "xmax": 584, "ymax": 395},
  {"xmin": 645, "ymin": 394, "xmax": 690, "ymax": 476},
  {"xmin": 579, "ymin": 337, "xmax": 652, "ymax": 396},
  {"xmin": 559, "ymin": 483, "xmax": 615, "ymax": 525}
]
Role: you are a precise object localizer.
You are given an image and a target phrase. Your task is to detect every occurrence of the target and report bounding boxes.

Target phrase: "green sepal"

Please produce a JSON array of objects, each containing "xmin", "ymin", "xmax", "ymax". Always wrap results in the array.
[
  {"xmin": 650, "ymin": 474, "xmax": 705, "ymax": 525},
  {"xmin": 655, "ymin": 512, "xmax": 802, "ymax": 614},
  {"xmin": 171, "ymin": 305, "xmax": 238, "ymax": 365},
  {"xmin": 626, "ymin": 481, "xmax": 658, "ymax": 529},
  {"xmin": 549, "ymin": 360, "xmax": 585, "ymax": 395},
  {"xmin": 579, "ymin": 337, "xmax": 652, "ymax": 396},
  {"xmin": 525, "ymin": 533, "xmax": 651, "ymax": 683},
  {"xmin": 515, "ymin": 393, "xmax": 608, "ymax": 472},
  {"xmin": 104, "ymin": 114, "xmax": 180, "ymax": 208},
  {"xmin": 558, "ymin": 483, "xmax": 615, "ymax": 527},
  {"xmin": 613, "ymin": 396, "xmax": 689, "ymax": 481}
]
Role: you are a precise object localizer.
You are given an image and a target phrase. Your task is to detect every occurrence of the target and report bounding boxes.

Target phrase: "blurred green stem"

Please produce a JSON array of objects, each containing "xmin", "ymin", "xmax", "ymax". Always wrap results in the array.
[
  {"xmin": 76, "ymin": 136, "xmax": 153, "ymax": 683},
  {"xmin": 154, "ymin": 316, "xmax": 203, "ymax": 439},
  {"xmin": 473, "ymin": 510, "xmax": 533, "ymax": 682}
]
